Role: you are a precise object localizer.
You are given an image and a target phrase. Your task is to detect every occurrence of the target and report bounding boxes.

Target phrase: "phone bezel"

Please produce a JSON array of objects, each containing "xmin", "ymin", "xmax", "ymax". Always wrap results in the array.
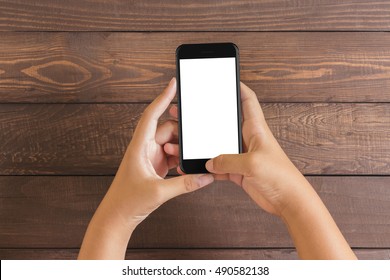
[{"xmin": 176, "ymin": 42, "xmax": 242, "ymax": 174}]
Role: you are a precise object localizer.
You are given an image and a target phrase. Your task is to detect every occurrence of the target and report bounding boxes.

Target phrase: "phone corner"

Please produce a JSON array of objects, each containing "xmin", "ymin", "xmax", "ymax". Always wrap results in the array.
[
  {"xmin": 175, "ymin": 44, "xmax": 185, "ymax": 55},
  {"xmin": 229, "ymin": 42, "xmax": 240, "ymax": 54}
]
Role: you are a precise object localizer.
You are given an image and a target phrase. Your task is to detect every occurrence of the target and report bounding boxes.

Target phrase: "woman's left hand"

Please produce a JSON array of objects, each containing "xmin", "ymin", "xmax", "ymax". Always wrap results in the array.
[
  {"xmin": 78, "ymin": 78, "xmax": 213, "ymax": 259},
  {"xmin": 108, "ymin": 78, "xmax": 214, "ymax": 226}
]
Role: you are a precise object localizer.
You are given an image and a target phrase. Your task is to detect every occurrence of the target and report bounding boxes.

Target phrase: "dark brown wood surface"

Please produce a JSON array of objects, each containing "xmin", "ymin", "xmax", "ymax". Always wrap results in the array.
[
  {"xmin": 1, "ymin": 103, "xmax": 389, "ymax": 175},
  {"xmin": 1, "ymin": 249, "xmax": 389, "ymax": 260},
  {"xmin": 1, "ymin": 0, "xmax": 389, "ymax": 260},
  {"xmin": 1, "ymin": 176, "xmax": 390, "ymax": 249},
  {"xmin": 1, "ymin": 1, "xmax": 390, "ymax": 31},
  {"xmin": 1, "ymin": 32, "xmax": 390, "ymax": 103}
]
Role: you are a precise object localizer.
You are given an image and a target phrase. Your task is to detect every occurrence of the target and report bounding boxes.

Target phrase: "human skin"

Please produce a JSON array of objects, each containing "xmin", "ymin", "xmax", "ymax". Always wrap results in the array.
[
  {"xmin": 203, "ymin": 82, "xmax": 357, "ymax": 259},
  {"xmin": 78, "ymin": 78, "xmax": 214, "ymax": 259},
  {"xmin": 78, "ymin": 78, "xmax": 356, "ymax": 260}
]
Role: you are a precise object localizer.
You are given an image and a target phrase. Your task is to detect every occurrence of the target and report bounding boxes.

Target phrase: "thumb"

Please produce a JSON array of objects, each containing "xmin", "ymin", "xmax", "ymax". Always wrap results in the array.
[
  {"xmin": 161, "ymin": 174, "xmax": 214, "ymax": 200},
  {"xmin": 206, "ymin": 153, "xmax": 249, "ymax": 175}
]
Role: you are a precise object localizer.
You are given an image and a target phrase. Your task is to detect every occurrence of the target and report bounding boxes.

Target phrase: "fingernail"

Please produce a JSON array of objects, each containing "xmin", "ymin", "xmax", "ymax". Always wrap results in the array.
[
  {"xmin": 205, "ymin": 159, "xmax": 213, "ymax": 172},
  {"xmin": 169, "ymin": 77, "xmax": 176, "ymax": 87},
  {"xmin": 197, "ymin": 174, "xmax": 214, "ymax": 186}
]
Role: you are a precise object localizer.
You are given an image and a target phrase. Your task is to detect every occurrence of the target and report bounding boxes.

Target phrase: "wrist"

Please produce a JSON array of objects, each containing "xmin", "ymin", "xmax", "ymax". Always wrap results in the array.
[
  {"xmin": 90, "ymin": 197, "xmax": 135, "ymax": 243},
  {"xmin": 78, "ymin": 196, "xmax": 136, "ymax": 259},
  {"xmin": 278, "ymin": 178, "xmax": 357, "ymax": 259},
  {"xmin": 278, "ymin": 175, "xmax": 319, "ymax": 220},
  {"xmin": 96, "ymin": 186, "xmax": 142, "ymax": 235}
]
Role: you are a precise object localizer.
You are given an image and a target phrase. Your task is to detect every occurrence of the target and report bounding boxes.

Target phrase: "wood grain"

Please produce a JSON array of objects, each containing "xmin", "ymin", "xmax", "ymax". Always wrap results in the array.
[
  {"xmin": 1, "ymin": 103, "xmax": 390, "ymax": 175},
  {"xmin": 1, "ymin": 32, "xmax": 390, "ymax": 103},
  {"xmin": 0, "ymin": 248, "xmax": 389, "ymax": 260},
  {"xmin": 0, "ymin": 104, "xmax": 142, "ymax": 175},
  {"xmin": 1, "ymin": 1, "xmax": 390, "ymax": 31},
  {"xmin": 1, "ymin": 176, "xmax": 390, "ymax": 248},
  {"xmin": 1, "ymin": 0, "xmax": 389, "ymax": 263}
]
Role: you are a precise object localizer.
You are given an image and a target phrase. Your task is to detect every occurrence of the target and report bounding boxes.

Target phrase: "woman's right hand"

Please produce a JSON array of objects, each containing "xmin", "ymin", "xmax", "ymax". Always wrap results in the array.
[
  {"xmin": 169, "ymin": 82, "xmax": 356, "ymax": 259},
  {"xmin": 205, "ymin": 82, "xmax": 309, "ymax": 216}
]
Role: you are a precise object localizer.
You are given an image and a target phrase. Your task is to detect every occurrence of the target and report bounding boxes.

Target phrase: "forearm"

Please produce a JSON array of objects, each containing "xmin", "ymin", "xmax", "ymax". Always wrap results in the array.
[
  {"xmin": 281, "ymin": 179, "xmax": 357, "ymax": 260},
  {"xmin": 78, "ymin": 198, "xmax": 136, "ymax": 260}
]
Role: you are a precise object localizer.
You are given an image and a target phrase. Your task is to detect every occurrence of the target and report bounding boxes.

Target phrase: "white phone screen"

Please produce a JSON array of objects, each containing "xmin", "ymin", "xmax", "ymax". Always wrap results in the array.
[{"xmin": 179, "ymin": 57, "xmax": 239, "ymax": 160}]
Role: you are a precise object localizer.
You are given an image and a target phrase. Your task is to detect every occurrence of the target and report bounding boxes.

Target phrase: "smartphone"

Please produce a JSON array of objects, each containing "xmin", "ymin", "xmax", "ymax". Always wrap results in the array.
[{"xmin": 176, "ymin": 42, "xmax": 242, "ymax": 174}]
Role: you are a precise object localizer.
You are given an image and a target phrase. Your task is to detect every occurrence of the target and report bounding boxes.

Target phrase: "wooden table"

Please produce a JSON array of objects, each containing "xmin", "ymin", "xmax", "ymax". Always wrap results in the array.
[{"xmin": 1, "ymin": 0, "xmax": 390, "ymax": 260}]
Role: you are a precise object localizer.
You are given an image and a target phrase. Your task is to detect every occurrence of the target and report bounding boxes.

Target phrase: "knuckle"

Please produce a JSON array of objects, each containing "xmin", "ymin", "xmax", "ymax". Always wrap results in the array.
[
  {"xmin": 166, "ymin": 120, "xmax": 177, "ymax": 132},
  {"xmin": 214, "ymin": 154, "xmax": 225, "ymax": 170},
  {"xmin": 248, "ymin": 87, "xmax": 256, "ymax": 96},
  {"xmin": 245, "ymin": 152, "xmax": 260, "ymax": 176},
  {"xmin": 161, "ymin": 119, "xmax": 172, "ymax": 127},
  {"xmin": 246, "ymin": 152, "xmax": 257, "ymax": 165},
  {"xmin": 142, "ymin": 105, "xmax": 154, "ymax": 120},
  {"xmin": 149, "ymin": 181, "xmax": 164, "ymax": 203},
  {"xmin": 183, "ymin": 176, "xmax": 198, "ymax": 192}
]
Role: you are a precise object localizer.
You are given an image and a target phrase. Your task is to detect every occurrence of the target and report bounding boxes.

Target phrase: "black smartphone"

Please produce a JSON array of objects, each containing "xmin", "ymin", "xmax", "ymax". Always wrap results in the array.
[{"xmin": 176, "ymin": 42, "xmax": 242, "ymax": 174}]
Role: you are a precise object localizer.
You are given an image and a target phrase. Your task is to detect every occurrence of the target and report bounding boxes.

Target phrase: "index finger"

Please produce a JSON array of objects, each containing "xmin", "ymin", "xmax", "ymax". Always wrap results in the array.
[
  {"xmin": 240, "ymin": 82, "xmax": 265, "ymax": 122},
  {"xmin": 134, "ymin": 78, "xmax": 177, "ymax": 140}
]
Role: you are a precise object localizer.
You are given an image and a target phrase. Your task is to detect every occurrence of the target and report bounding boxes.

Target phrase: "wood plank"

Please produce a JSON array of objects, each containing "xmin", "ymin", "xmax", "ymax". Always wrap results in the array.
[
  {"xmin": 1, "ymin": 32, "xmax": 390, "ymax": 103},
  {"xmin": 1, "ymin": 1, "xmax": 390, "ymax": 31},
  {"xmin": 0, "ymin": 248, "xmax": 389, "ymax": 260},
  {"xmin": 1, "ymin": 176, "xmax": 390, "ymax": 248},
  {"xmin": 0, "ymin": 104, "xmax": 141, "ymax": 175},
  {"xmin": 1, "ymin": 103, "xmax": 390, "ymax": 175}
]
